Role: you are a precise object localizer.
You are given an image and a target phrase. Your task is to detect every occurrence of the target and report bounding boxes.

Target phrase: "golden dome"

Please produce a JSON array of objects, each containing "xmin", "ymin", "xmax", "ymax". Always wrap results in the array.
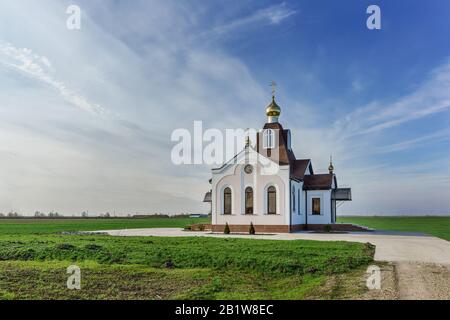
[
  {"xmin": 328, "ymin": 155, "xmax": 334, "ymax": 173},
  {"xmin": 265, "ymin": 96, "xmax": 281, "ymax": 117},
  {"xmin": 328, "ymin": 163, "xmax": 334, "ymax": 172}
]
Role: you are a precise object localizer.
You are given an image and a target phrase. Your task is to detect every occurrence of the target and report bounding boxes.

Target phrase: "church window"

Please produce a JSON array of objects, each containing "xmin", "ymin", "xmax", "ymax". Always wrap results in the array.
[
  {"xmin": 245, "ymin": 187, "xmax": 253, "ymax": 214},
  {"xmin": 263, "ymin": 129, "xmax": 275, "ymax": 149},
  {"xmin": 312, "ymin": 198, "xmax": 321, "ymax": 215},
  {"xmin": 267, "ymin": 186, "xmax": 276, "ymax": 214},
  {"xmin": 292, "ymin": 186, "xmax": 296, "ymax": 212},
  {"xmin": 224, "ymin": 187, "xmax": 232, "ymax": 215}
]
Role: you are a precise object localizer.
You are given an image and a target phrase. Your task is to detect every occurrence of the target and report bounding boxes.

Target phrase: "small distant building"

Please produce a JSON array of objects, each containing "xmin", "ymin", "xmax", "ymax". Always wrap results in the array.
[
  {"xmin": 189, "ymin": 213, "xmax": 209, "ymax": 218},
  {"xmin": 205, "ymin": 94, "xmax": 351, "ymax": 233}
]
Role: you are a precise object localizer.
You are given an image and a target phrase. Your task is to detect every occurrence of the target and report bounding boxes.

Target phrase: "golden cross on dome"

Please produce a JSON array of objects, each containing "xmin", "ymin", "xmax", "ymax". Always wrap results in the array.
[{"xmin": 270, "ymin": 81, "xmax": 277, "ymax": 97}]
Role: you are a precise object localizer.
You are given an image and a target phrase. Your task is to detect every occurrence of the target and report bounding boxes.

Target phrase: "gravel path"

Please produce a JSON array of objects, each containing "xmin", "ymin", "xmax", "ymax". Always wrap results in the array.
[{"xmin": 395, "ymin": 262, "xmax": 450, "ymax": 300}]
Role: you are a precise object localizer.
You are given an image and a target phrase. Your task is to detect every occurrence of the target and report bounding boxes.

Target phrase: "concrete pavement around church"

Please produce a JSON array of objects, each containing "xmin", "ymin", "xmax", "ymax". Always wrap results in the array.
[{"xmin": 89, "ymin": 228, "xmax": 450, "ymax": 265}]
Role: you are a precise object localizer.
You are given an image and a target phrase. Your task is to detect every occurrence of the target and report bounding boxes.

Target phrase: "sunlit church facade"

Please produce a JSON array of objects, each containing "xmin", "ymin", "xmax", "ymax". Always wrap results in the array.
[{"xmin": 206, "ymin": 95, "xmax": 352, "ymax": 233}]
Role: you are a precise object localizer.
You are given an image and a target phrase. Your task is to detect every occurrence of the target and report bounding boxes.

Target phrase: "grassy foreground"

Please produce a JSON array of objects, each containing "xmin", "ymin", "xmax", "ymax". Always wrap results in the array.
[
  {"xmin": 338, "ymin": 216, "xmax": 450, "ymax": 241},
  {"xmin": 0, "ymin": 217, "xmax": 376, "ymax": 299},
  {"xmin": 0, "ymin": 260, "xmax": 328, "ymax": 300},
  {"xmin": 0, "ymin": 234, "xmax": 374, "ymax": 299}
]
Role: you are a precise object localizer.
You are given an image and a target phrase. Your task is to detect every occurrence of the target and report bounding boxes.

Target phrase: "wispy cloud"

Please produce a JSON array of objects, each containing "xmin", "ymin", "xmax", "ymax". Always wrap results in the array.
[
  {"xmin": 375, "ymin": 128, "xmax": 450, "ymax": 154},
  {"xmin": 336, "ymin": 58, "xmax": 450, "ymax": 136},
  {"xmin": 0, "ymin": 43, "xmax": 106, "ymax": 115},
  {"xmin": 207, "ymin": 2, "xmax": 296, "ymax": 37}
]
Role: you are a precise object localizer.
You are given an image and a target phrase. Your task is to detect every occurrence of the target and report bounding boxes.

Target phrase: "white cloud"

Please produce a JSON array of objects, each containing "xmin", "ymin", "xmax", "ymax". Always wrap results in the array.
[
  {"xmin": 205, "ymin": 2, "xmax": 296, "ymax": 37},
  {"xmin": 0, "ymin": 43, "xmax": 106, "ymax": 115},
  {"xmin": 0, "ymin": 0, "xmax": 268, "ymax": 215},
  {"xmin": 374, "ymin": 128, "xmax": 450, "ymax": 154},
  {"xmin": 338, "ymin": 58, "xmax": 450, "ymax": 136}
]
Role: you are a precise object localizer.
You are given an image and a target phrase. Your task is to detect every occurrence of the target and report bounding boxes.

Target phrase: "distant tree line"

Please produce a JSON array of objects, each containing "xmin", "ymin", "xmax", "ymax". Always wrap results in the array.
[
  {"xmin": 0, "ymin": 211, "xmax": 209, "ymax": 219},
  {"xmin": 0, "ymin": 211, "xmax": 21, "ymax": 218}
]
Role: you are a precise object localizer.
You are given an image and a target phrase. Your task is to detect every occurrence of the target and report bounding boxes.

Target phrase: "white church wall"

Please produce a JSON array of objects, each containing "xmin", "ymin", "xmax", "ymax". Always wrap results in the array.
[
  {"xmin": 291, "ymin": 180, "xmax": 306, "ymax": 225},
  {"xmin": 212, "ymin": 160, "xmax": 290, "ymax": 226},
  {"xmin": 306, "ymin": 190, "xmax": 332, "ymax": 224}
]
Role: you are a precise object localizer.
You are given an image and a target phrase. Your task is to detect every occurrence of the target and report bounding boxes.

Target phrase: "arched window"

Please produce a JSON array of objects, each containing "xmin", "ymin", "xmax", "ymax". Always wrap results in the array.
[
  {"xmin": 267, "ymin": 186, "xmax": 276, "ymax": 214},
  {"xmin": 263, "ymin": 129, "xmax": 275, "ymax": 149},
  {"xmin": 245, "ymin": 187, "xmax": 253, "ymax": 214},
  {"xmin": 223, "ymin": 187, "xmax": 232, "ymax": 215},
  {"xmin": 292, "ymin": 186, "xmax": 296, "ymax": 212}
]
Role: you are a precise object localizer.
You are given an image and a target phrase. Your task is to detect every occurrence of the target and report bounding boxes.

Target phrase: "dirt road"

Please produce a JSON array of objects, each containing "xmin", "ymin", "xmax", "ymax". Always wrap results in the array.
[{"xmin": 395, "ymin": 262, "xmax": 450, "ymax": 300}]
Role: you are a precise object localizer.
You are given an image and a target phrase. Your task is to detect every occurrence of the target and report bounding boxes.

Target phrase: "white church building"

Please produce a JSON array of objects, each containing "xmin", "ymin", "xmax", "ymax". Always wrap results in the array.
[{"xmin": 206, "ymin": 94, "xmax": 352, "ymax": 233}]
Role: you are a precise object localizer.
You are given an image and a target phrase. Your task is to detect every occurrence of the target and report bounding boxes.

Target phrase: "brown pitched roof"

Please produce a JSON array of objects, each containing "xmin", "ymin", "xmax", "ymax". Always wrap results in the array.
[
  {"xmin": 291, "ymin": 159, "xmax": 311, "ymax": 180},
  {"xmin": 303, "ymin": 174, "xmax": 334, "ymax": 190}
]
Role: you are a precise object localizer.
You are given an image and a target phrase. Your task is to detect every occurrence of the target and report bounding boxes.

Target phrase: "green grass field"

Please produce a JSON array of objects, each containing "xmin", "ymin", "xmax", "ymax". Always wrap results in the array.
[
  {"xmin": 0, "ymin": 217, "xmax": 374, "ymax": 299},
  {"xmin": 338, "ymin": 216, "xmax": 450, "ymax": 241},
  {"xmin": 0, "ymin": 260, "xmax": 342, "ymax": 300},
  {"xmin": 0, "ymin": 217, "xmax": 210, "ymax": 235}
]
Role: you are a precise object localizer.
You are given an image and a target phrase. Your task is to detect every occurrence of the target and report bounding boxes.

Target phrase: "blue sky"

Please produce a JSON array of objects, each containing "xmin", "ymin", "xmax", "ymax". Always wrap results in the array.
[{"xmin": 0, "ymin": 0, "xmax": 449, "ymax": 215}]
